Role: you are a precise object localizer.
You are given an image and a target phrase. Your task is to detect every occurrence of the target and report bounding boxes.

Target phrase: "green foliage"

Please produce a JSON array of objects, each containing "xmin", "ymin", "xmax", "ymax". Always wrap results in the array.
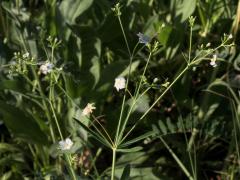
[
  {"xmin": 0, "ymin": 0, "xmax": 240, "ymax": 179},
  {"xmin": 0, "ymin": 101, "xmax": 49, "ymax": 145}
]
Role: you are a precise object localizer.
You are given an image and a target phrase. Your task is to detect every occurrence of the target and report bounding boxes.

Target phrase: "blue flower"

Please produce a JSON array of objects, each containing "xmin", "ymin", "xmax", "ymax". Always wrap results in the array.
[{"xmin": 137, "ymin": 32, "xmax": 150, "ymax": 45}]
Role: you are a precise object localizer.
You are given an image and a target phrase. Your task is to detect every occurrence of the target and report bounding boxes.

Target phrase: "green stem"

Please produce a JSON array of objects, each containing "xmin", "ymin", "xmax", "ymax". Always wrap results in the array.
[
  {"xmin": 65, "ymin": 154, "xmax": 77, "ymax": 180},
  {"xmin": 115, "ymin": 14, "xmax": 133, "ymax": 143},
  {"xmin": 111, "ymin": 148, "xmax": 117, "ymax": 180},
  {"xmin": 171, "ymin": 93, "xmax": 196, "ymax": 179},
  {"xmin": 119, "ymin": 87, "xmax": 151, "ymax": 145},
  {"xmin": 188, "ymin": 26, "xmax": 193, "ymax": 64},
  {"xmin": 117, "ymin": 15, "xmax": 131, "ymax": 57},
  {"xmin": 48, "ymin": 79, "xmax": 77, "ymax": 180},
  {"xmin": 17, "ymin": 24, "xmax": 56, "ymax": 142},
  {"xmin": 159, "ymin": 136, "xmax": 194, "ymax": 180},
  {"xmin": 49, "ymin": 101, "xmax": 63, "ymax": 139},
  {"xmin": 140, "ymin": 65, "xmax": 189, "ymax": 120},
  {"xmin": 48, "ymin": 46, "xmax": 77, "ymax": 179},
  {"xmin": 117, "ymin": 52, "xmax": 152, "ymax": 144},
  {"xmin": 120, "ymin": 65, "xmax": 189, "ymax": 143}
]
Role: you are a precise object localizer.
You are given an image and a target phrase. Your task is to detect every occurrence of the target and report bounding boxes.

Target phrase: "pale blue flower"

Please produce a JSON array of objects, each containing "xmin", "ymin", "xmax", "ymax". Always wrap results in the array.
[{"xmin": 137, "ymin": 32, "xmax": 150, "ymax": 45}]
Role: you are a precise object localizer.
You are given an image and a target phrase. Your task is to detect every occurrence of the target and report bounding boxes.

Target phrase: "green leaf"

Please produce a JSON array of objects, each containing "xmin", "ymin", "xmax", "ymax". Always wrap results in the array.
[
  {"xmin": 0, "ymin": 101, "xmax": 49, "ymax": 145},
  {"xmin": 152, "ymin": 124, "xmax": 159, "ymax": 135},
  {"xmin": 166, "ymin": 118, "xmax": 175, "ymax": 133},
  {"xmin": 158, "ymin": 25, "xmax": 172, "ymax": 46},
  {"xmin": 0, "ymin": 171, "xmax": 12, "ymax": 180},
  {"xmin": 120, "ymin": 164, "xmax": 131, "ymax": 180},
  {"xmin": 119, "ymin": 131, "xmax": 154, "ymax": 148},
  {"xmin": 90, "ymin": 38, "xmax": 101, "ymax": 88},
  {"xmin": 59, "ymin": 0, "xmax": 93, "ymax": 24},
  {"xmin": 0, "ymin": 143, "xmax": 19, "ymax": 153},
  {"xmin": 96, "ymin": 60, "xmax": 140, "ymax": 92},
  {"xmin": 127, "ymin": 94, "xmax": 150, "ymax": 113},
  {"xmin": 117, "ymin": 146, "xmax": 143, "ymax": 153},
  {"xmin": 119, "ymin": 60, "xmax": 140, "ymax": 77},
  {"xmin": 176, "ymin": 0, "xmax": 197, "ymax": 22},
  {"xmin": 0, "ymin": 79, "xmax": 26, "ymax": 92},
  {"xmin": 158, "ymin": 120, "xmax": 167, "ymax": 134},
  {"xmin": 73, "ymin": 118, "xmax": 112, "ymax": 148}
]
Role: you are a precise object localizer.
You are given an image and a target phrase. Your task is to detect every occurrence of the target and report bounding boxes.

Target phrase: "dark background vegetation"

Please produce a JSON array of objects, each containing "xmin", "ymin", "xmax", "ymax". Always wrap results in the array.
[{"xmin": 0, "ymin": 0, "xmax": 240, "ymax": 179}]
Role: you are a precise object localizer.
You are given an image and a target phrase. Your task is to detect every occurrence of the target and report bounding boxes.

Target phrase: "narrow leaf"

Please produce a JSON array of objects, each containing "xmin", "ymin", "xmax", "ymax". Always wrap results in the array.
[
  {"xmin": 119, "ymin": 131, "xmax": 154, "ymax": 148},
  {"xmin": 73, "ymin": 118, "xmax": 111, "ymax": 148},
  {"xmin": 120, "ymin": 164, "xmax": 131, "ymax": 180},
  {"xmin": 117, "ymin": 146, "xmax": 143, "ymax": 153}
]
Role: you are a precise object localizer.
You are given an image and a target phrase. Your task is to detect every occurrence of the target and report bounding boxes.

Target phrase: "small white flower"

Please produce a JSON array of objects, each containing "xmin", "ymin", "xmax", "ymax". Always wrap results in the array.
[
  {"xmin": 39, "ymin": 62, "xmax": 53, "ymax": 75},
  {"xmin": 114, "ymin": 77, "xmax": 126, "ymax": 91},
  {"xmin": 82, "ymin": 103, "xmax": 96, "ymax": 116},
  {"xmin": 59, "ymin": 138, "xmax": 73, "ymax": 150},
  {"xmin": 210, "ymin": 54, "xmax": 217, "ymax": 67},
  {"xmin": 228, "ymin": 34, "xmax": 233, "ymax": 39}
]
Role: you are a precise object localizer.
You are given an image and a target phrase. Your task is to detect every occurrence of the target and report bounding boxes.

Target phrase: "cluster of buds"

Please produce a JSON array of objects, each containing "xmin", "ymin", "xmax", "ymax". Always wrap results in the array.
[
  {"xmin": 47, "ymin": 36, "xmax": 62, "ymax": 48},
  {"xmin": 9, "ymin": 52, "xmax": 34, "ymax": 75},
  {"xmin": 111, "ymin": 3, "xmax": 122, "ymax": 16}
]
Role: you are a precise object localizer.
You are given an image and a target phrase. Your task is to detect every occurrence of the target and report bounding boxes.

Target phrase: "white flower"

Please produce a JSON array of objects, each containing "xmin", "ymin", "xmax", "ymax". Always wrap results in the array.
[
  {"xmin": 82, "ymin": 103, "xmax": 96, "ymax": 116},
  {"xmin": 59, "ymin": 138, "xmax": 73, "ymax": 150},
  {"xmin": 39, "ymin": 62, "xmax": 53, "ymax": 75},
  {"xmin": 228, "ymin": 34, "xmax": 233, "ymax": 39},
  {"xmin": 114, "ymin": 77, "xmax": 126, "ymax": 91},
  {"xmin": 210, "ymin": 54, "xmax": 217, "ymax": 67}
]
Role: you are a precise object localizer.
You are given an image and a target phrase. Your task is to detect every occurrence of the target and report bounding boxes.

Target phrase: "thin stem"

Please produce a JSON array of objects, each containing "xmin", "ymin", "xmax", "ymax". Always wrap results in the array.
[
  {"xmin": 159, "ymin": 136, "xmax": 194, "ymax": 180},
  {"xmin": 92, "ymin": 115, "xmax": 114, "ymax": 146},
  {"xmin": 141, "ymin": 65, "xmax": 188, "ymax": 120},
  {"xmin": 117, "ymin": 16, "xmax": 131, "ymax": 57},
  {"xmin": 115, "ymin": 14, "xmax": 133, "ymax": 144},
  {"xmin": 188, "ymin": 26, "xmax": 193, "ymax": 64},
  {"xmin": 170, "ymin": 90, "xmax": 196, "ymax": 178},
  {"xmin": 28, "ymin": 144, "xmax": 41, "ymax": 170},
  {"xmin": 49, "ymin": 100, "xmax": 63, "ymax": 139},
  {"xmin": 65, "ymin": 154, "xmax": 77, "ymax": 180},
  {"xmin": 135, "ymin": 52, "xmax": 152, "ymax": 98},
  {"xmin": 91, "ymin": 148, "xmax": 102, "ymax": 177},
  {"xmin": 231, "ymin": 101, "xmax": 240, "ymax": 169},
  {"xmin": 111, "ymin": 148, "xmax": 117, "ymax": 180},
  {"xmin": 15, "ymin": 21, "xmax": 56, "ymax": 142},
  {"xmin": 119, "ymin": 87, "xmax": 151, "ymax": 145},
  {"xmin": 117, "ymin": 52, "xmax": 152, "ymax": 144},
  {"xmin": 120, "ymin": 65, "xmax": 189, "ymax": 143}
]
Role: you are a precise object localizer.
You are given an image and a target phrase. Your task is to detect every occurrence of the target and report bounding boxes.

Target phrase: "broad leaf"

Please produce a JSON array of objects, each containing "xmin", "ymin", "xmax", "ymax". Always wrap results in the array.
[
  {"xmin": 0, "ymin": 101, "xmax": 49, "ymax": 145},
  {"xmin": 176, "ymin": 0, "xmax": 197, "ymax": 22},
  {"xmin": 59, "ymin": 0, "xmax": 93, "ymax": 24}
]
